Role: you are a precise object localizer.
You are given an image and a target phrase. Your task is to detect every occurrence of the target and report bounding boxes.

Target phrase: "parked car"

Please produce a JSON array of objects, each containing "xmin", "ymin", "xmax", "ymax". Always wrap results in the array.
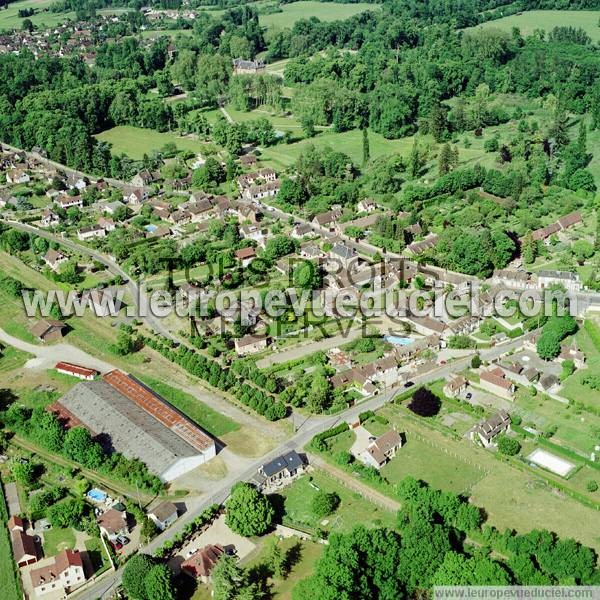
[
  {"xmin": 116, "ymin": 535, "xmax": 130, "ymax": 545},
  {"xmin": 110, "ymin": 541, "xmax": 123, "ymax": 552},
  {"xmin": 466, "ymin": 392, "xmax": 472, "ymax": 400},
  {"xmin": 404, "ymin": 381, "xmax": 415, "ymax": 388}
]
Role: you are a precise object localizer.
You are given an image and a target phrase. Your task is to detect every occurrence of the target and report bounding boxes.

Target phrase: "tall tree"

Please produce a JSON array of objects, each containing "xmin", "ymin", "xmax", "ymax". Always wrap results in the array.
[{"xmin": 362, "ymin": 127, "xmax": 370, "ymax": 166}]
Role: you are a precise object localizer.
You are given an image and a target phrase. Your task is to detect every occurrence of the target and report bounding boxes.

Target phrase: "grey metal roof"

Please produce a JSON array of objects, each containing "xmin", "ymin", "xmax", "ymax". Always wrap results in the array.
[
  {"xmin": 261, "ymin": 450, "xmax": 303, "ymax": 478},
  {"xmin": 57, "ymin": 381, "xmax": 201, "ymax": 478}
]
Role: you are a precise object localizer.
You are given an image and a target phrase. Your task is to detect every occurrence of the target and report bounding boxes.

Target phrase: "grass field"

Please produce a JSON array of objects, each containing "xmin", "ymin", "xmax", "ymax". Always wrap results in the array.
[
  {"xmin": 0, "ymin": 478, "xmax": 22, "ymax": 600},
  {"xmin": 259, "ymin": 1, "xmax": 380, "ymax": 29},
  {"xmin": 95, "ymin": 126, "xmax": 209, "ymax": 159},
  {"xmin": 43, "ymin": 526, "xmax": 76, "ymax": 555},
  {"xmin": 0, "ymin": 345, "xmax": 32, "ymax": 373},
  {"xmin": 280, "ymin": 468, "xmax": 396, "ymax": 533},
  {"xmin": 260, "ymin": 128, "xmax": 422, "ymax": 169},
  {"xmin": 242, "ymin": 535, "xmax": 323, "ymax": 600},
  {"xmin": 469, "ymin": 10, "xmax": 600, "ymax": 42},
  {"xmin": 139, "ymin": 377, "xmax": 240, "ymax": 438}
]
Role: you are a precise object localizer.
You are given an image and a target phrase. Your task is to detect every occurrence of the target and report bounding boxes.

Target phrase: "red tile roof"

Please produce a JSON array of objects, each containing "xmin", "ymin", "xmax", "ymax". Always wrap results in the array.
[
  {"xmin": 55, "ymin": 362, "xmax": 99, "ymax": 378},
  {"xmin": 102, "ymin": 370, "xmax": 213, "ymax": 451},
  {"xmin": 46, "ymin": 401, "xmax": 88, "ymax": 430},
  {"xmin": 181, "ymin": 544, "xmax": 224, "ymax": 579}
]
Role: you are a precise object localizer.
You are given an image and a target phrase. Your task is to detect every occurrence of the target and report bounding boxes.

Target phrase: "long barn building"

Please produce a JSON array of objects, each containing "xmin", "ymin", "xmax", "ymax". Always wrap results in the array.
[{"xmin": 52, "ymin": 370, "xmax": 216, "ymax": 481}]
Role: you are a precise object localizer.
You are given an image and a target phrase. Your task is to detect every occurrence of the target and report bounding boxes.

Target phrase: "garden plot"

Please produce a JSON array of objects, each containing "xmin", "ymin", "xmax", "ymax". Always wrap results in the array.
[{"xmin": 527, "ymin": 448, "xmax": 576, "ymax": 478}]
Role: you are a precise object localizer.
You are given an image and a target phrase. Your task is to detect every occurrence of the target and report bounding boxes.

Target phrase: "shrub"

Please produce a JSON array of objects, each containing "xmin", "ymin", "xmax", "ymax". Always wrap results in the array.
[
  {"xmin": 311, "ymin": 491, "xmax": 340, "ymax": 518},
  {"xmin": 408, "ymin": 387, "xmax": 441, "ymax": 417},
  {"xmin": 586, "ymin": 480, "xmax": 598, "ymax": 493},
  {"xmin": 497, "ymin": 435, "xmax": 521, "ymax": 456}
]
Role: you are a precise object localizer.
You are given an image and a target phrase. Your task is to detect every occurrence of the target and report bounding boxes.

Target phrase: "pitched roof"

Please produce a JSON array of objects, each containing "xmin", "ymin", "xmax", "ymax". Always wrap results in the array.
[
  {"xmin": 480, "ymin": 369, "xmax": 513, "ymax": 391},
  {"xmin": 182, "ymin": 544, "xmax": 224, "ymax": 578},
  {"xmin": 557, "ymin": 211, "xmax": 582, "ymax": 230},
  {"xmin": 97, "ymin": 508, "xmax": 126, "ymax": 534},
  {"xmin": 55, "ymin": 362, "xmax": 98, "ymax": 378},
  {"xmin": 149, "ymin": 500, "xmax": 177, "ymax": 522},
  {"xmin": 11, "ymin": 530, "xmax": 38, "ymax": 562},
  {"xmin": 30, "ymin": 319, "xmax": 66, "ymax": 339},
  {"xmin": 474, "ymin": 410, "xmax": 510, "ymax": 441},
  {"xmin": 261, "ymin": 450, "xmax": 303, "ymax": 478},
  {"xmin": 235, "ymin": 247, "xmax": 256, "ymax": 260}
]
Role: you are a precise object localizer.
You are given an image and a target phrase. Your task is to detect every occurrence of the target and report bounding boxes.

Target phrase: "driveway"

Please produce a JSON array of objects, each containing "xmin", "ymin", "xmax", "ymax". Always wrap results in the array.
[
  {"xmin": 0, "ymin": 327, "xmax": 115, "ymax": 373},
  {"xmin": 349, "ymin": 425, "xmax": 372, "ymax": 458},
  {"xmin": 170, "ymin": 514, "xmax": 256, "ymax": 574}
]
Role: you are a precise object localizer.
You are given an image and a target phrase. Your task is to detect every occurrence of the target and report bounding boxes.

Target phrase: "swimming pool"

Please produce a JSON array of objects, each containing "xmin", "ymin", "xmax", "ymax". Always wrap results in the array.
[
  {"xmin": 384, "ymin": 335, "xmax": 413, "ymax": 346},
  {"xmin": 144, "ymin": 224, "xmax": 157, "ymax": 233}
]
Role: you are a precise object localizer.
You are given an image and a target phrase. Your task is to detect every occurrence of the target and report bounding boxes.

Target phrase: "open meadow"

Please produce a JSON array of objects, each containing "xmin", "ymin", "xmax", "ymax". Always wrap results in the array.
[
  {"xmin": 95, "ymin": 126, "xmax": 209, "ymax": 159},
  {"xmin": 469, "ymin": 10, "xmax": 600, "ymax": 42},
  {"xmin": 259, "ymin": 1, "xmax": 380, "ymax": 29}
]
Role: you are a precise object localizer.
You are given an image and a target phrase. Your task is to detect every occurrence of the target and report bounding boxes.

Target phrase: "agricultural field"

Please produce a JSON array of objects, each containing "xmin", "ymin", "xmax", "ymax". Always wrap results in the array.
[
  {"xmin": 259, "ymin": 1, "xmax": 380, "ymax": 29},
  {"xmin": 95, "ymin": 126, "xmax": 210, "ymax": 159},
  {"xmin": 469, "ymin": 10, "xmax": 600, "ymax": 43}
]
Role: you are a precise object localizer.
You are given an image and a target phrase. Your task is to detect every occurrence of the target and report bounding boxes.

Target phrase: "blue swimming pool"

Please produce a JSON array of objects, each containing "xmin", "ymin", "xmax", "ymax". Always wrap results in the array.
[
  {"xmin": 144, "ymin": 224, "xmax": 157, "ymax": 233},
  {"xmin": 87, "ymin": 488, "xmax": 107, "ymax": 502},
  {"xmin": 384, "ymin": 335, "xmax": 413, "ymax": 346}
]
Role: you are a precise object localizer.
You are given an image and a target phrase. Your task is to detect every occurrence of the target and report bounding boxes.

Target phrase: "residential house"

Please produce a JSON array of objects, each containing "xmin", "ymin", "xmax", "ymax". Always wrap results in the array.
[
  {"xmin": 77, "ymin": 224, "xmax": 106, "ymax": 241},
  {"xmin": 98, "ymin": 216, "xmax": 115, "ymax": 232},
  {"xmin": 103, "ymin": 200, "xmax": 125, "ymax": 216},
  {"xmin": 300, "ymin": 242, "xmax": 325, "ymax": 260},
  {"xmin": 43, "ymin": 248, "xmax": 69, "ymax": 271},
  {"xmin": 254, "ymin": 450, "xmax": 305, "ymax": 490},
  {"xmin": 359, "ymin": 429, "xmax": 403, "ymax": 470},
  {"xmin": 443, "ymin": 375, "xmax": 468, "ymax": 398},
  {"xmin": 30, "ymin": 319, "xmax": 66, "ymax": 343},
  {"xmin": 169, "ymin": 209, "xmax": 192, "ymax": 226},
  {"xmin": 181, "ymin": 544, "xmax": 225, "ymax": 584},
  {"xmin": 406, "ymin": 234, "xmax": 439, "ymax": 256},
  {"xmin": 97, "ymin": 507, "xmax": 128, "ymax": 541},
  {"xmin": 232, "ymin": 57, "xmax": 265, "ymax": 74},
  {"xmin": 234, "ymin": 333, "xmax": 268, "ymax": 356},
  {"xmin": 470, "ymin": 410, "xmax": 511, "ymax": 447},
  {"xmin": 148, "ymin": 500, "xmax": 178, "ymax": 531},
  {"xmin": 131, "ymin": 169, "xmax": 156, "ymax": 188},
  {"xmin": 537, "ymin": 270, "xmax": 581, "ymax": 292},
  {"xmin": 30, "ymin": 549, "xmax": 86, "ymax": 596},
  {"xmin": 240, "ymin": 153, "xmax": 257, "ymax": 167},
  {"xmin": 312, "ymin": 209, "xmax": 342, "ymax": 232},
  {"xmin": 6, "ymin": 168, "xmax": 30, "ymax": 184},
  {"xmin": 179, "ymin": 283, "xmax": 203, "ymax": 302},
  {"xmin": 40, "ymin": 208, "xmax": 60, "ymax": 228},
  {"xmin": 240, "ymin": 224, "xmax": 265, "ymax": 246},
  {"xmin": 123, "ymin": 187, "xmax": 147, "ymax": 205},
  {"xmin": 66, "ymin": 173, "xmax": 88, "ymax": 190},
  {"xmin": 492, "ymin": 269, "xmax": 532, "ymax": 290},
  {"xmin": 357, "ymin": 198, "xmax": 377, "ymax": 213},
  {"xmin": 446, "ymin": 315, "xmax": 480, "ymax": 338},
  {"xmin": 242, "ymin": 180, "xmax": 280, "ymax": 202},
  {"xmin": 235, "ymin": 246, "xmax": 256, "ymax": 267},
  {"xmin": 291, "ymin": 223, "xmax": 312, "ymax": 239},
  {"xmin": 539, "ymin": 374, "xmax": 560, "ymax": 394},
  {"xmin": 329, "ymin": 243, "xmax": 357, "ymax": 270},
  {"xmin": 479, "ymin": 367, "xmax": 516, "ymax": 400},
  {"xmin": 558, "ymin": 342, "xmax": 586, "ymax": 369},
  {"xmin": 56, "ymin": 194, "xmax": 83, "ymax": 209},
  {"xmin": 406, "ymin": 315, "xmax": 448, "ymax": 337}
]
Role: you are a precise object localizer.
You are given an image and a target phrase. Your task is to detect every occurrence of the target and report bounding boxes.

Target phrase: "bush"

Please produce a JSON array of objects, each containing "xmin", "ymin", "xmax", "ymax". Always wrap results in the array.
[
  {"xmin": 471, "ymin": 354, "xmax": 482, "ymax": 369},
  {"xmin": 497, "ymin": 435, "xmax": 521, "ymax": 456},
  {"xmin": 311, "ymin": 491, "xmax": 340, "ymax": 518},
  {"xmin": 408, "ymin": 387, "xmax": 441, "ymax": 417},
  {"xmin": 586, "ymin": 480, "xmax": 598, "ymax": 493}
]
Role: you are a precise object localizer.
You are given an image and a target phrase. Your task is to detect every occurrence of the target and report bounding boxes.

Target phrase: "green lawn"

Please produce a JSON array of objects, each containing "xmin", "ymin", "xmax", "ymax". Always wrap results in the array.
[
  {"xmin": 0, "ymin": 346, "xmax": 32, "ymax": 373},
  {"xmin": 469, "ymin": 10, "xmax": 600, "ymax": 42},
  {"xmin": 259, "ymin": 1, "xmax": 380, "ymax": 29},
  {"xmin": 280, "ymin": 469, "xmax": 396, "ymax": 533},
  {"xmin": 243, "ymin": 536, "xmax": 323, "ymax": 600},
  {"xmin": 84, "ymin": 536, "xmax": 110, "ymax": 573},
  {"xmin": 560, "ymin": 320, "xmax": 600, "ymax": 411},
  {"xmin": 139, "ymin": 377, "xmax": 240, "ymax": 438},
  {"xmin": 43, "ymin": 527, "xmax": 76, "ymax": 555},
  {"xmin": 95, "ymin": 126, "xmax": 210, "ymax": 160},
  {"xmin": 0, "ymin": 478, "xmax": 22, "ymax": 600}
]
